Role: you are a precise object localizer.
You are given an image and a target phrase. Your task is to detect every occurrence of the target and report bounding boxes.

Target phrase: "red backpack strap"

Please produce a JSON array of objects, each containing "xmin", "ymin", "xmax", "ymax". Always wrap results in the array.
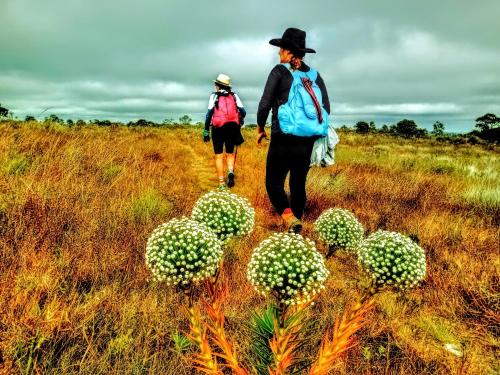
[{"xmin": 301, "ymin": 77, "xmax": 323, "ymax": 123}]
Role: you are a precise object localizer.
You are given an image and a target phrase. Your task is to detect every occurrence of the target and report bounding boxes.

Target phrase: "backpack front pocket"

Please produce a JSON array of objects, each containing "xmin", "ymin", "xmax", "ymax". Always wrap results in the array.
[{"xmin": 278, "ymin": 104, "xmax": 295, "ymax": 134}]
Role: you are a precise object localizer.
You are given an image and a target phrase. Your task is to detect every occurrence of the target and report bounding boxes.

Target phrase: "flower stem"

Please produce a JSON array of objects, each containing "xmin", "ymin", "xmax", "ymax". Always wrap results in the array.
[
  {"xmin": 309, "ymin": 295, "xmax": 375, "ymax": 375},
  {"xmin": 186, "ymin": 306, "xmax": 222, "ymax": 374}
]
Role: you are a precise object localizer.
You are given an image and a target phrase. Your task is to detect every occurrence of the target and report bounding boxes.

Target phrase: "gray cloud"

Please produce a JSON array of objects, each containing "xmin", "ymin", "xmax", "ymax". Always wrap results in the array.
[{"xmin": 1, "ymin": 0, "xmax": 499, "ymax": 130}]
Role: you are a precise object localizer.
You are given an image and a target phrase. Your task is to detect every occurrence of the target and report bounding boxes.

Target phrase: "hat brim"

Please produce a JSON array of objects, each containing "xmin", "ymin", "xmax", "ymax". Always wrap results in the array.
[
  {"xmin": 269, "ymin": 38, "xmax": 316, "ymax": 53},
  {"xmin": 213, "ymin": 80, "xmax": 231, "ymax": 87}
]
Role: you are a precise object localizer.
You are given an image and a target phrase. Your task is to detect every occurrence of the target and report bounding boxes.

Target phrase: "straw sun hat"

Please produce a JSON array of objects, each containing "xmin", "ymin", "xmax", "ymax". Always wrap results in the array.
[{"xmin": 214, "ymin": 73, "xmax": 231, "ymax": 88}]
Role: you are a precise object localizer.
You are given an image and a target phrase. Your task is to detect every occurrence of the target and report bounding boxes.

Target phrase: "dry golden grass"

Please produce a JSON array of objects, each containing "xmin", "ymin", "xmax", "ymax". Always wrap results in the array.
[{"xmin": 0, "ymin": 121, "xmax": 499, "ymax": 374}]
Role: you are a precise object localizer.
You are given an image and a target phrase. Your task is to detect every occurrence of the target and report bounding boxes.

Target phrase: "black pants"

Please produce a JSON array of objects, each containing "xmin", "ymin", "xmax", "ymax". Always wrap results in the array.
[{"xmin": 265, "ymin": 134, "xmax": 316, "ymax": 219}]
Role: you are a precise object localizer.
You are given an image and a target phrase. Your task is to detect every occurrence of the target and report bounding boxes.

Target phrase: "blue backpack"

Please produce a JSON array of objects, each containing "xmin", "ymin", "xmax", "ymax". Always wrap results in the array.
[{"xmin": 277, "ymin": 65, "xmax": 329, "ymax": 137}]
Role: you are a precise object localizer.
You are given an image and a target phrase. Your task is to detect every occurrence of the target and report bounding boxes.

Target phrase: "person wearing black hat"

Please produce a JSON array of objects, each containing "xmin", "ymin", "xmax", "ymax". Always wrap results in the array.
[{"xmin": 257, "ymin": 27, "xmax": 331, "ymax": 233}]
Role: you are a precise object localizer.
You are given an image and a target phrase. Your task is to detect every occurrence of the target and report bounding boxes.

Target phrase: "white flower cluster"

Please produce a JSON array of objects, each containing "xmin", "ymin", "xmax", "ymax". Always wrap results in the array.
[
  {"xmin": 314, "ymin": 208, "xmax": 364, "ymax": 251},
  {"xmin": 192, "ymin": 190, "xmax": 255, "ymax": 241},
  {"xmin": 247, "ymin": 233, "xmax": 329, "ymax": 305},
  {"xmin": 357, "ymin": 231, "xmax": 426, "ymax": 290},
  {"xmin": 145, "ymin": 218, "xmax": 223, "ymax": 286}
]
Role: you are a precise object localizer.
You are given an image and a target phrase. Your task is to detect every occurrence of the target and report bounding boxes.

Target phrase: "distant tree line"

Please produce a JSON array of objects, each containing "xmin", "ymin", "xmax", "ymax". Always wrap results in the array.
[
  {"xmin": 341, "ymin": 114, "xmax": 499, "ymax": 144},
  {"xmin": 0, "ymin": 102, "xmax": 498, "ymax": 143},
  {"xmin": 4, "ymin": 113, "xmax": 198, "ymax": 128},
  {"xmin": 350, "ymin": 119, "xmax": 435, "ymax": 138}
]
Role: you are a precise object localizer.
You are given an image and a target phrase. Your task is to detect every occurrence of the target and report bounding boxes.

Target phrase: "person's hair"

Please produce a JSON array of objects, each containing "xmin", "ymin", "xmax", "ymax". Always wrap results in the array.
[
  {"xmin": 289, "ymin": 49, "xmax": 305, "ymax": 70},
  {"xmin": 215, "ymin": 83, "xmax": 231, "ymax": 91}
]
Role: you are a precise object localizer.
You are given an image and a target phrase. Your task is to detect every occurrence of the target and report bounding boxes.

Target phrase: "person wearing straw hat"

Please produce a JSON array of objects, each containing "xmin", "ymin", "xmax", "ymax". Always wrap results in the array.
[
  {"xmin": 203, "ymin": 73, "xmax": 246, "ymax": 190},
  {"xmin": 257, "ymin": 28, "xmax": 331, "ymax": 233}
]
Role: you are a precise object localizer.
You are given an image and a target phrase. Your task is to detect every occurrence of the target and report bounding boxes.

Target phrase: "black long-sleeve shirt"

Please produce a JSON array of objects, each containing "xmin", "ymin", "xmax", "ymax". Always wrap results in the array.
[{"xmin": 257, "ymin": 62, "xmax": 330, "ymax": 135}]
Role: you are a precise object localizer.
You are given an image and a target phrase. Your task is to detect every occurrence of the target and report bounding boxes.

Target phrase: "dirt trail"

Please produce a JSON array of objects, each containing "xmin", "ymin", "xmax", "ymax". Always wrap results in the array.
[{"xmin": 187, "ymin": 144, "xmax": 215, "ymax": 192}]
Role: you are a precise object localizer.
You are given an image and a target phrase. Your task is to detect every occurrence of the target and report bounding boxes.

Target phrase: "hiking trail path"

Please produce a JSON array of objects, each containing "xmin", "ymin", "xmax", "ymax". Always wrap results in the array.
[{"xmin": 188, "ymin": 144, "xmax": 215, "ymax": 192}]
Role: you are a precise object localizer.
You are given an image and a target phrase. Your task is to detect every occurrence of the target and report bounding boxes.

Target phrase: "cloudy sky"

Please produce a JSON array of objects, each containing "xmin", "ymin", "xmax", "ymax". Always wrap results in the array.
[{"xmin": 1, "ymin": 0, "xmax": 499, "ymax": 132}]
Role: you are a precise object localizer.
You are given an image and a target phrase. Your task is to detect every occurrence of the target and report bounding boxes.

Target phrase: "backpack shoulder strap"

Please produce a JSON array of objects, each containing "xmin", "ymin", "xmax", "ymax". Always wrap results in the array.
[
  {"xmin": 214, "ymin": 91, "xmax": 222, "ymax": 109},
  {"xmin": 229, "ymin": 91, "xmax": 238, "ymax": 106}
]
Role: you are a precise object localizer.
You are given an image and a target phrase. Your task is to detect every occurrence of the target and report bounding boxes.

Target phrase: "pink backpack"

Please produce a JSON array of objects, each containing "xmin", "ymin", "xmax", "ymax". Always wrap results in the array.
[{"xmin": 211, "ymin": 93, "xmax": 239, "ymax": 128}]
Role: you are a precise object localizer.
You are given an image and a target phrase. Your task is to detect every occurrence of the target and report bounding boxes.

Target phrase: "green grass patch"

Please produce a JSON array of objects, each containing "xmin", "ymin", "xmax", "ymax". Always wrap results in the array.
[
  {"xmin": 9, "ymin": 333, "xmax": 48, "ymax": 374},
  {"xmin": 2, "ymin": 154, "xmax": 31, "ymax": 175},
  {"xmin": 127, "ymin": 189, "xmax": 172, "ymax": 223},
  {"xmin": 414, "ymin": 316, "xmax": 460, "ymax": 345},
  {"xmin": 461, "ymin": 185, "xmax": 500, "ymax": 213},
  {"xmin": 100, "ymin": 163, "xmax": 123, "ymax": 183},
  {"xmin": 309, "ymin": 171, "xmax": 354, "ymax": 197},
  {"xmin": 108, "ymin": 329, "xmax": 134, "ymax": 357}
]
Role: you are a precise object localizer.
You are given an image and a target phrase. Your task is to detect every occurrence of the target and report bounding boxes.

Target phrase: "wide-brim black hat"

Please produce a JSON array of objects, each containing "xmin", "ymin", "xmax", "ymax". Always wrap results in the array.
[{"xmin": 269, "ymin": 27, "xmax": 316, "ymax": 54}]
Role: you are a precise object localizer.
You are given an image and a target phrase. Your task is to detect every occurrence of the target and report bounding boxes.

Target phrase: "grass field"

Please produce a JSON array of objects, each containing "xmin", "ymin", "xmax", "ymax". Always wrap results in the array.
[{"xmin": 0, "ymin": 121, "xmax": 498, "ymax": 374}]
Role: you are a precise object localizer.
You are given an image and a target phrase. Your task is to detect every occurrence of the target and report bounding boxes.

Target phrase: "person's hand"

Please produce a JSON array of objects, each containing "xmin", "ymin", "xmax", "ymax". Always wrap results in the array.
[
  {"xmin": 203, "ymin": 129, "xmax": 210, "ymax": 143},
  {"xmin": 257, "ymin": 127, "xmax": 268, "ymax": 144}
]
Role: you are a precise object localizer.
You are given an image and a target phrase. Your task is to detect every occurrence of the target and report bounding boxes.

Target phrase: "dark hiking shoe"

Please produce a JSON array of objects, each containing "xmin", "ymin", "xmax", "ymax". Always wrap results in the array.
[
  {"xmin": 288, "ymin": 219, "xmax": 303, "ymax": 234},
  {"xmin": 283, "ymin": 215, "xmax": 302, "ymax": 234},
  {"xmin": 227, "ymin": 172, "xmax": 235, "ymax": 188},
  {"xmin": 326, "ymin": 244, "xmax": 337, "ymax": 258}
]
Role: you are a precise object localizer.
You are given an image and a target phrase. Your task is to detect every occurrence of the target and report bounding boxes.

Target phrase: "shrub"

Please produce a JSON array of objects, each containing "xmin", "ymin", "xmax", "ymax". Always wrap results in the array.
[
  {"xmin": 429, "ymin": 162, "xmax": 455, "ymax": 175},
  {"xmin": 145, "ymin": 218, "xmax": 223, "ymax": 286},
  {"xmin": 466, "ymin": 135, "xmax": 483, "ymax": 145},
  {"xmin": 314, "ymin": 208, "xmax": 364, "ymax": 252},
  {"xmin": 451, "ymin": 136, "xmax": 466, "ymax": 145},
  {"xmin": 247, "ymin": 233, "xmax": 329, "ymax": 305},
  {"xmin": 0, "ymin": 103, "xmax": 10, "ymax": 118},
  {"xmin": 355, "ymin": 121, "xmax": 370, "ymax": 133},
  {"xmin": 191, "ymin": 191, "xmax": 255, "ymax": 241},
  {"xmin": 357, "ymin": 231, "xmax": 426, "ymax": 290}
]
